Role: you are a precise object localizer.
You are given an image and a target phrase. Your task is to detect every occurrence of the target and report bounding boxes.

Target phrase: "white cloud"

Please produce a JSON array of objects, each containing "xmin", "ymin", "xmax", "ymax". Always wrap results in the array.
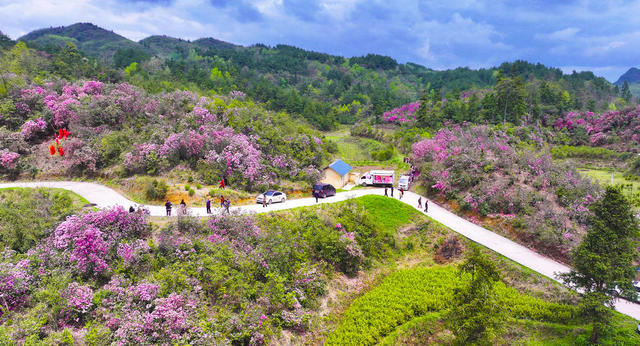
[{"xmin": 536, "ymin": 27, "xmax": 580, "ymax": 41}]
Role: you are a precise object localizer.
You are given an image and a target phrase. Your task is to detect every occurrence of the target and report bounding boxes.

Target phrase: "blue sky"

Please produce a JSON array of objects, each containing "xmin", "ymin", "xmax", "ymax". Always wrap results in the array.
[{"xmin": 1, "ymin": 0, "xmax": 639, "ymax": 81}]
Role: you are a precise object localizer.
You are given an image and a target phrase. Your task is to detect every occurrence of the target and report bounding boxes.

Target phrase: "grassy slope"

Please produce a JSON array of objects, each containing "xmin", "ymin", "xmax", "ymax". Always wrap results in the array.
[{"xmin": 0, "ymin": 187, "xmax": 88, "ymax": 253}]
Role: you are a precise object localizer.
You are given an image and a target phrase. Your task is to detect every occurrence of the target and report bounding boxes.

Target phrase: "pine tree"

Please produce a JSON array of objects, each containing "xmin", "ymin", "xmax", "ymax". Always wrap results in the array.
[
  {"xmin": 444, "ymin": 245, "xmax": 503, "ymax": 345},
  {"xmin": 560, "ymin": 185, "xmax": 640, "ymax": 343},
  {"xmin": 621, "ymin": 81, "xmax": 632, "ymax": 103}
]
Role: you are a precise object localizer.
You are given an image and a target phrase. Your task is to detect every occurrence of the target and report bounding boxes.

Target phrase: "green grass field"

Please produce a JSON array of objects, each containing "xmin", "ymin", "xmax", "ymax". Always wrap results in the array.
[
  {"xmin": 578, "ymin": 168, "xmax": 640, "ymax": 195},
  {"xmin": 325, "ymin": 133, "xmax": 409, "ymax": 170}
]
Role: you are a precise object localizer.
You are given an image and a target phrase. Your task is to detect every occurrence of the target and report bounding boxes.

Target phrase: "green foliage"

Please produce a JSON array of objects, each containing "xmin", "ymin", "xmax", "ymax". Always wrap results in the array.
[
  {"xmin": 444, "ymin": 245, "xmax": 503, "ymax": 345},
  {"xmin": 326, "ymin": 265, "xmax": 577, "ymax": 345},
  {"xmin": 188, "ymin": 188, "xmax": 195, "ymax": 196},
  {"xmin": 550, "ymin": 145, "xmax": 627, "ymax": 160},
  {"xmin": 0, "ymin": 188, "xmax": 86, "ymax": 253},
  {"xmin": 560, "ymin": 185, "xmax": 640, "ymax": 343},
  {"xmin": 184, "ymin": 184, "xmax": 190, "ymax": 191},
  {"xmin": 143, "ymin": 179, "xmax": 168, "ymax": 200},
  {"xmin": 99, "ymin": 130, "xmax": 131, "ymax": 165}
]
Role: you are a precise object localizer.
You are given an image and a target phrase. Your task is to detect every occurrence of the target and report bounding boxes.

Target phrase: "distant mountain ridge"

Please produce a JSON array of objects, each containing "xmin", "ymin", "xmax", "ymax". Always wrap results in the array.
[
  {"xmin": 18, "ymin": 22, "xmax": 237, "ymax": 61},
  {"xmin": 614, "ymin": 67, "xmax": 640, "ymax": 85}
]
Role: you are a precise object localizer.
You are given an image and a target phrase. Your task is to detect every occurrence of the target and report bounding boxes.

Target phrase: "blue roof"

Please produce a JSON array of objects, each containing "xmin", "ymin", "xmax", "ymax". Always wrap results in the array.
[{"xmin": 328, "ymin": 159, "xmax": 353, "ymax": 177}]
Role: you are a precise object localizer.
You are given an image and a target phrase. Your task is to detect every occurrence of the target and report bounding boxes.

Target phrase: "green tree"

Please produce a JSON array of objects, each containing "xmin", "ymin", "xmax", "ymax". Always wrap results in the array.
[
  {"xmin": 621, "ymin": 81, "xmax": 632, "ymax": 103},
  {"xmin": 444, "ymin": 244, "xmax": 503, "ymax": 345},
  {"xmin": 560, "ymin": 185, "xmax": 640, "ymax": 343},
  {"xmin": 494, "ymin": 72, "xmax": 526, "ymax": 123}
]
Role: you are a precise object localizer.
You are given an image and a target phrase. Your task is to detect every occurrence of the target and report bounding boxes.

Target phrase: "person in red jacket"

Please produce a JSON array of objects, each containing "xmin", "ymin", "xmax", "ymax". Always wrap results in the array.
[{"xmin": 219, "ymin": 179, "xmax": 225, "ymax": 190}]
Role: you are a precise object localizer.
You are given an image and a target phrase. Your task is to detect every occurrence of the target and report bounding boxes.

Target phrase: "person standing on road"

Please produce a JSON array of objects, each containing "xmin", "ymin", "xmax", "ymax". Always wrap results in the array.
[
  {"xmin": 165, "ymin": 200, "xmax": 172, "ymax": 216},
  {"xmin": 314, "ymin": 189, "xmax": 319, "ymax": 203},
  {"xmin": 424, "ymin": 199, "xmax": 428, "ymax": 213},
  {"xmin": 399, "ymin": 188, "xmax": 404, "ymax": 199},
  {"xmin": 418, "ymin": 196, "xmax": 422, "ymax": 209},
  {"xmin": 262, "ymin": 193, "xmax": 267, "ymax": 208},
  {"xmin": 206, "ymin": 197, "xmax": 211, "ymax": 214},
  {"xmin": 390, "ymin": 185, "xmax": 394, "ymax": 197},
  {"xmin": 384, "ymin": 187, "xmax": 388, "ymax": 197}
]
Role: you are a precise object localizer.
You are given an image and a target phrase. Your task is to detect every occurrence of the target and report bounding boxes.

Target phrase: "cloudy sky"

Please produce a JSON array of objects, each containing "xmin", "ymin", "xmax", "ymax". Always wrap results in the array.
[{"xmin": 1, "ymin": 0, "xmax": 638, "ymax": 81}]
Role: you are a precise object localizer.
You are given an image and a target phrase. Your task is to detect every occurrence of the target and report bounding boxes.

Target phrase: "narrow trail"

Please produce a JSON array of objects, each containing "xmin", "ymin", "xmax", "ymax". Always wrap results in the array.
[{"xmin": 1, "ymin": 180, "xmax": 639, "ymax": 320}]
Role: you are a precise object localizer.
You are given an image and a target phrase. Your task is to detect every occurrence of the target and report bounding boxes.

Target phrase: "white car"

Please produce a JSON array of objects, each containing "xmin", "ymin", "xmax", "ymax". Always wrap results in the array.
[{"xmin": 256, "ymin": 190, "xmax": 286, "ymax": 204}]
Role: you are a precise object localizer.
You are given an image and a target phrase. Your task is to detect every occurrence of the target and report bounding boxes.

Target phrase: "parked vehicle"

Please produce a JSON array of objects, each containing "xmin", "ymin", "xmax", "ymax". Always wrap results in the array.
[
  {"xmin": 313, "ymin": 183, "xmax": 336, "ymax": 198},
  {"xmin": 398, "ymin": 175, "xmax": 410, "ymax": 190},
  {"xmin": 359, "ymin": 170, "xmax": 395, "ymax": 187},
  {"xmin": 256, "ymin": 190, "xmax": 287, "ymax": 204}
]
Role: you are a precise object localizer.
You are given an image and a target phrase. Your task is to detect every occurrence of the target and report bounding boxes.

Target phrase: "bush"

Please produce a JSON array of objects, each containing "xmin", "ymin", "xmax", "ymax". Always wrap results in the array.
[
  {"xmin": 196, "ymin": 183, "xmax": 202, "ymax": 189},
  {"xmin": 184, "ymin": 184, "xmax": 190, "ymax": 191},
  {"xmin": 188, "ymin": 188, "xmax": 195, "ymax": 197},
  {"xmin": 144, "ymin": 179, "xmax": 168, "ymax": 200}
]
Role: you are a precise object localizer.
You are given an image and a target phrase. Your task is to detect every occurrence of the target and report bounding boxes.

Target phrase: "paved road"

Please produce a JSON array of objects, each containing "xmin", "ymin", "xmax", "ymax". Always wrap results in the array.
[{"xmin": 1, "ymin": 181, "xmax": 639, "ymax": 320}]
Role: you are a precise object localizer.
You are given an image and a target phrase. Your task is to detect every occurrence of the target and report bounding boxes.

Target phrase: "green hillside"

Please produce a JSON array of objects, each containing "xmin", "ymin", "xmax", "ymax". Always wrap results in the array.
[{"xmin": 18, "ymin": 22, "xmax": 147, "ymax": 60}]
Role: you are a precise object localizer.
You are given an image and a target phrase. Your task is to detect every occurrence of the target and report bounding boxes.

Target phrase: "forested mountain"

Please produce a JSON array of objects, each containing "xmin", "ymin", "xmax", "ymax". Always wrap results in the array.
[
  {"xmin": 615, "ymin": 67, "xmax": 640, "ymax": 85},
  {"xmin": 19, "ymin": 23, "xmax": 146, "ymax": 60},
  {"xmin": 11, "ymin": 23, "xmax": 621, "ymax": 129},
  {"xmin": 0, "ymin": 31, "xmax": 13, "ymax": 49}
]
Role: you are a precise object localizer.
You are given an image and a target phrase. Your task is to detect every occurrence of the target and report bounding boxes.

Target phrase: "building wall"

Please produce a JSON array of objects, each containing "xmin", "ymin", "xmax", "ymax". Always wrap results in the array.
[{"xmin": 321, "ymin": 168, "xmax": 345, "ymax": 188}]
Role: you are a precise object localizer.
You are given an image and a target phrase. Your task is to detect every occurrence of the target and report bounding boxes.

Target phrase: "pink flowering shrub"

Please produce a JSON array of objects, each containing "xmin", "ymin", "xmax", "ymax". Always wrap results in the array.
[
  {"xmin": 0, "ymin": 149, "xmax": 20, "ymax": 170},
  {"xmin": 50, "ymin": 207, "xmax": 149, "ymax": 276},
  {"xmin": 62, "ymin": 282, "xmax": 94, "ymax": 314},
  {"xmin": 413, "ymin": 124, "xmax": 601, "ymax": 259},
  {"xmin": 553, "ymin": 107, "xmax": 640, "ymax": 152},
  {"xmin": 382, "ymin": 101, "xmax": 420, "ymax": 124},
  {"xmin": 0, "ymin": 258, "xmax": 32, "ymax": 317},
  {"xmin": 20, "ymin": 118, "xmax": 47, "ymax": 140}
]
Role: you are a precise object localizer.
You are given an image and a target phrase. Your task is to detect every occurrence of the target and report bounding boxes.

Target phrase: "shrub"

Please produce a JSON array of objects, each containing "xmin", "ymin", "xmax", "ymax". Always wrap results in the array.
[
  {"xmin": 184, "ymin": 184, "xmax": 190, "ymax": 191},
  {"xmin": 188, "ymin": 188, "xmax": 195, "ymax": 197},
  {"xmin": 144, "ymin": 179, "xmax": 168, "ymax": 200},
  {"xmin": 196, "ymin": 183, "xmax": 202, "ymax": 189}
]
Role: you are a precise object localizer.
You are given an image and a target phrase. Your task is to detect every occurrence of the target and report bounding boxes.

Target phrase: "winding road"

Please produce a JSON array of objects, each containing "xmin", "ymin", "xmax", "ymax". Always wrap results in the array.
[{"xmin": 1, "ymin": 180, "xmax": 639, "ymax": 321}]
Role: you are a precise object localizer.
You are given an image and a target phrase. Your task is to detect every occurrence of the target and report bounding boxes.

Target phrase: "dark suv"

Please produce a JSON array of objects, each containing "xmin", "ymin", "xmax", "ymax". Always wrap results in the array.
[{"xmin": 313, "ymin": 183, "xmax": 336, "ymax": 198}]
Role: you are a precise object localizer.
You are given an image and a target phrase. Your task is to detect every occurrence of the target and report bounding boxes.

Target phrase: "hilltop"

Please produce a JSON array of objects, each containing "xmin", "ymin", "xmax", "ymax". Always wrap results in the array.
[{"xmin": 19, "ymin": 22, "xmax": 146, "ymax": 60}]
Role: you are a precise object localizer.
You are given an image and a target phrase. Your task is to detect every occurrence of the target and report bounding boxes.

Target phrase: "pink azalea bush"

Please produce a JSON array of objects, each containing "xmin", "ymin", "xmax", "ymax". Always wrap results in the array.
[
  {"xmin": 0, "ymin": 258, "xmax": 32, "ymax": 317},
  {"xmin": 20, "ymin": 118, "xmax": 46, "ymax": 140},
  {"xmin": 0, "ymin": 149, "xmax": 20, "ymax": 170},
  {"xmin": 413, "ymin": 124, "xmax": 601, "ymax": 259},
  {"xmin": 382, "ymin": 101, "xmax": 420, "ymax": 124},
  {"xmin": 50, "ymin": 207, "xmax": 149, "ymax": 276},
  {"xmin": 553, "ymin": 107, "xmax": 640, "ymax": 152}
]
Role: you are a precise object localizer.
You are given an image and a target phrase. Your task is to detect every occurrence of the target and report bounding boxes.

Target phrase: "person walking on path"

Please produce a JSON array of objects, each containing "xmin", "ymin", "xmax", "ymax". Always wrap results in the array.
[
  {"xmin": 224, "ymin": 198, "xmax": 231, "ymax": 214},
  {"xmin": 418, "ymin": 196, "xmax": 422, "ymax": 209},
  {"xmin": 384, "ymin": 187, "xmax": 388, "ymax": 197},
  {"xmin": 262, "ymin": 193, "xmax": 267, "ymax": 208},
  {"xmin": 399, "ymin": 188, "xmax": 404, "ymax": 199},
  {"xmin": 313, "ymin": 189, "xmax": 319, "ymax": 203},
  {"xmin": 390, "ymin": 186, "xmax": 394, "ymax": 197},
  {"xmin": 219, "ymin": 179, "xmax": 225, "ymax": 190},
  {"xmin": 424, "ymin": 199, "xmax": 428, "ymax": 213},
  {"xmin": 165, "ymin": 200, "xmax": 172, "ymax": 216},
  {"xmin": 220, "ymin": 196, "xmax": 225, "ymax": 208},
  {"xmin": 206, "ymin": 197, "xmax": 211, "ymax": 214},
  {"xmin": 180, "ymin": 199, "xmax": 187, "ymax": 216}
]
